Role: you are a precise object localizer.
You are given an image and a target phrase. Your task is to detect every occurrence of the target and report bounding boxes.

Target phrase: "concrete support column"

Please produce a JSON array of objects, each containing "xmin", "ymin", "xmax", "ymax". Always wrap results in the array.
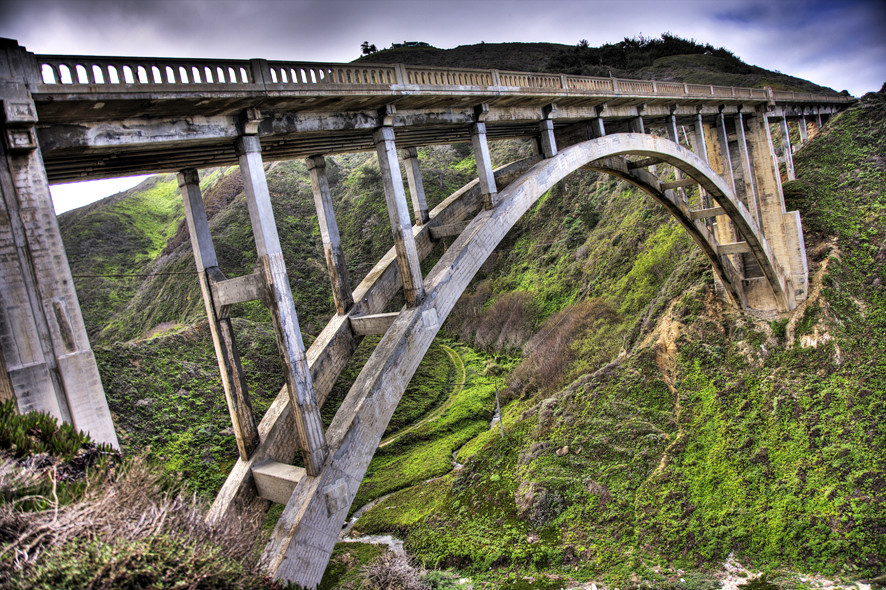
[
  {"xmin": 692, "ymin": 115, "xmax": 712, "ymax": 210},
  {"xmin": 806, "ymin": 116, "xmax": 819, "ymax": 141},
  {"xmin": 798, "ymin": 115, "xmax": 809, "ymax": 144},
  {"xmin": 815, "ymin": 113, "xmax": 823, "ymax": 129},
  {"xmin": 373, "ymin": 126, "xmax": 425, "ymax": 307},
  {"xmin": 702, "ymin": 119, "xmax": 739, "ymax": 247},
  {"xmin": 236, "ymin": 134, "xmax": 328, "ymax": 476},
  {"xmin": 693, "ymin": 114, "xmax": 709, "ymax": 163},
  {"xmin": 665, "ymin": 114, "xmax": 687, "ymax": 203},
  {"xmin": 470, "ymin": 122, "xmax": 498, "ymax": 209},
  {"xmin": 745, "ymin": 112, "xmax": 806, "ymax": 306},
  {"xmin": 401, "ymin": 147, "xmax": 429, "ymax": 224},
  {"xmin": 745, "ymin": 114, "xmax": 786, "ymax": 238},
  {"xmin": 665, "ymin": 114, "xmax": 680, "ymax": 146},
  {"xmin": 778, "ymin": 116, "xmax": 796, "ymax": 180},
  {"xmin": 714, "ymin": 112, "xmax": 737, "ymax": 195},
  {"xmin": 590, "ymin": 117, "xmax": 606, "ymax": 138},
  {"xmin": 734, "ymin": 112, "xmax": 761, "ymax": 223},
  {"xmin": 629, "ymin": 115, "xmax": 645, "ymax": 134},
  {"xmin": 0, "ymin": 84, "xmax": 118, "ymax": 447},
  {"xmin": 538, "ymin": 119, "xmax": 557, "ymax": 158},
  {"xmin": 178, "ymin": 168, "xmax": 258, "ymax": 459},
  {"xmin": 306, "ymin": 156, "xmax": 353, "ymax": 314}
]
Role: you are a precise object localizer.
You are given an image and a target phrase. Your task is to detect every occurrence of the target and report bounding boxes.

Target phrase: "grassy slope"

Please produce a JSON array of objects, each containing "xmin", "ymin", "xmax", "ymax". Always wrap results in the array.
[
  {"xmin": 349, "ymin": 92, "xmax": 886, "ymax": 587},
  {"xmin": 61, "ymin": 142, "xmax": 491, "ymax": 494}
]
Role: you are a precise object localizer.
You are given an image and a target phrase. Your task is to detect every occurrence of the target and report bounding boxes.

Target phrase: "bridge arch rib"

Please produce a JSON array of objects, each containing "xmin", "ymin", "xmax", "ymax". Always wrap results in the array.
[{"xmin": 256, "ymin": 133, "xmax": 795, "ymax": 586}]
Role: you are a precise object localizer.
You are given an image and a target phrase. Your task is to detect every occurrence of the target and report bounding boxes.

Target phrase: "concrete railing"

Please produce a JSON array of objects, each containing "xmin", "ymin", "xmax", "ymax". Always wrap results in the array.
[
  {"xmin": 38, "ymin": 55, "xmax": 262, "ymax": 91},
  {"xmin": 33, "ymin": 53, "xmax": 852, "ymax": 105},
  {"xmin": 404, "ymin": 66, "xmax": 494, "ymax": 87},
  {"xmin": 264, "ymin": 61, "xmax": 398, "ymax": 87}
]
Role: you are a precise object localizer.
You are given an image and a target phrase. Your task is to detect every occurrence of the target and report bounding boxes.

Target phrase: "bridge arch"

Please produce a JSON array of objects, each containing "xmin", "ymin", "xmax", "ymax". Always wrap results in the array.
[{"xmin": 256, "ymin": 133, "xmax": 795, "ymax": 585}]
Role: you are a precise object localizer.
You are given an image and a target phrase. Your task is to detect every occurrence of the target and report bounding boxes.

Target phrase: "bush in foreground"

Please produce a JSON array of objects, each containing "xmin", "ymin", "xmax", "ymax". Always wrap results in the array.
[{"xmin": 0, "ymin": 404, "xmax": 283, "ymax": 589}]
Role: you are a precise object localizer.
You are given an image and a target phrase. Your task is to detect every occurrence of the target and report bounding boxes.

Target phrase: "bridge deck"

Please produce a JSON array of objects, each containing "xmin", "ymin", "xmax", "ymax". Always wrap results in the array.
[{"xmin": 23, "ymin": 53, "xmax": 850, "ymax": 183}]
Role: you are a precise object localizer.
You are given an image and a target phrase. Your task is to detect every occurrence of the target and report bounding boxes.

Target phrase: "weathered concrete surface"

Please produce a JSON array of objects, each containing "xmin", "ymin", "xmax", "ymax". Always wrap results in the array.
[
  {"xmin": 1, "ymin": 38, "xmax": 846, "ymax": 586},
  {"xmin": 471, "ymin": 122, "xmax": 498, "ymax": 209},
  {"xmin": 237, "ymin": 134, "xmax": 328, "ymax": 476},
  {"xmin": 259, "ymin": 134, "xmax": 793, "ymax": 587},
  {"xmin": 374, "ymin": 126, "xmax": 424, "ymax": 307},
  {"xmin": 0, "ymin": 47, "xmax": 118, "ymax": 447},
  {"xmin": 402, "ymin": 147, "xmax": 429, "ymax": 224},
  {"xmin": 179, "ymin": 168, "xmax": 258, "ymax": 459},
  {"xmin": 207, "ymin": 157, "xmax": 539, "ymax": 524},
  {"xmin": 307, "ymin": 155, "xmax": 353, "ymax": 314},
  {"xmin": 747, "ymin": 113, "xmax": 808, "ymax": 304},
  {"xmin": 349, "ymin": 313, "xmax": 399, "ymax": 337},
  {"xmin": 11, "ymin": 37, "xmax": 846, "ymax": 183},
  {"xmin": 251, "ymin": 460, "xmax": 306, "ymax": 505}
]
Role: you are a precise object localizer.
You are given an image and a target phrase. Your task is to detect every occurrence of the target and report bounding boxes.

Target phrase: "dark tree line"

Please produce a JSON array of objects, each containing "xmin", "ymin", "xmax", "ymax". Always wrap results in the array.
[{"xmin": 548, "ymin": 33, "xmax": 741, "ymax": 77}]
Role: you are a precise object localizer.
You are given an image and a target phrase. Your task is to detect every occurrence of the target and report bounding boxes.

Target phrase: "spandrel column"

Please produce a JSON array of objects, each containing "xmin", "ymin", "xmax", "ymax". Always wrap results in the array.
[
  {"xmin": 538, "ymin": 119, "xmax": 557, "ymax": 159},
  {"xmin": 778, "ymin": 116, "xmax": 796, "ymax": 181},
  {"xmin": 734, "ymin": 112, "xmax": 761, "ymax": 224},
  {"xmin": 401, "ymin": 147, "xmax": 430, "ymax": 225},
  {"xmin": 236, "ymin": 134, "xmax": 328, "ymax": 476},
  {"xmin": 373, "ymin": 126, "xmax": 424, "ymax": 307},
  {"xmin": 470, "ymin": 122, "xmax": 498, "ymax": 209},
  {"xmin": 306, "ymin": 156, "xmax": 353, "ymax": 314},
  {"xmin": 665, "ymin": 114, "xmax": 688, "ymax": 204},
  {"xmin": 178, "ymin": 168, "xmax": 258, "ymax": 459}
]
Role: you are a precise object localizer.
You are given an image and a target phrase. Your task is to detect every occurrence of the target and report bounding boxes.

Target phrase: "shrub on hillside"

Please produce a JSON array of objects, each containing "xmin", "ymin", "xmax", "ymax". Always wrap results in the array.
[
  {"xmin": 0, "ymin": 401, "xmax": 121, "ymax": 510},
  {"xmin": 361, "ymin": 551, "xmax": 429, "ymax": 590},
  {"xmin": 445, "ymin": 287, "xmax": 542, "ymax": 351},
  {"xmin": 0, "ymin": 405, "xmax": 276, "ymax": 589},
  {"xmin": 507, "ymin": 298, "xmax": 620, "ymax": 399},
  {"xmin": 1, "ymin": 455, "xmax": 276, "ymax": 589}
]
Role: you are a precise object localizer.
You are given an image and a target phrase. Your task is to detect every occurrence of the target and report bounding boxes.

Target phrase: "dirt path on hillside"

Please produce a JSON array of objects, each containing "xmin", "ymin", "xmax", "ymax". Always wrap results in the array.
[{"xmin": 378, "ymin": 344, "xmax": 466, "ymax": 448}]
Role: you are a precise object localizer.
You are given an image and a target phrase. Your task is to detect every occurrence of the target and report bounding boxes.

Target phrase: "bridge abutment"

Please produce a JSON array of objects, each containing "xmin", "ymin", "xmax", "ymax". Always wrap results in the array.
[
  {"xmin": 745, "ymin": 112, "xmax": 807, "ymax": 306},
  {"xmin": 0, "ymin": 42, "xmax": 118, "ymax": 446}
]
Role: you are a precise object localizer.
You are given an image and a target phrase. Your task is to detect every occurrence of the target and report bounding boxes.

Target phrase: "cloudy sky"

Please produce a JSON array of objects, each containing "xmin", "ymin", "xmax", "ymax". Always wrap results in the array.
[{"xmin": 1, "ymin": 0, "xmax": 884, "ymax": 213}]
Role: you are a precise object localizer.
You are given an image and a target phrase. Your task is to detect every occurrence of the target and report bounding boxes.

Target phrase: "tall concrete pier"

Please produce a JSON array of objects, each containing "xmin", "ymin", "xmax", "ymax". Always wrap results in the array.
[
  {"xmin": 0, "ymin": 37, "xmax": 850, "ymax": 585},
  {"xmin": 0, "ymin": 40, "xmax": 117, "ymax": 447}
]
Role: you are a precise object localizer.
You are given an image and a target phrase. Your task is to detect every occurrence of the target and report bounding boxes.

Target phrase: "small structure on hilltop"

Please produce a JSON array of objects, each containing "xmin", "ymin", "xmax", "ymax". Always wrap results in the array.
[{"xmin": 390, "ymin": 41, "xmax": 430, "ymax": 48}]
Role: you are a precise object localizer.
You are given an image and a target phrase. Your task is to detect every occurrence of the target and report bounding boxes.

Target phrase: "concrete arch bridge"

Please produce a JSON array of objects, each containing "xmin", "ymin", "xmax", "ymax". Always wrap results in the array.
[{"xmin": 0, "ymin": 39, "xmax": 850, "ymax": 587}]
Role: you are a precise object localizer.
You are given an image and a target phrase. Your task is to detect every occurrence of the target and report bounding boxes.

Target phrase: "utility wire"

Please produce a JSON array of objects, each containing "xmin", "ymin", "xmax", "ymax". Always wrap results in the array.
[{"xmin": 71, "ymin": 270, "xmax": 198, "ymax": 278}]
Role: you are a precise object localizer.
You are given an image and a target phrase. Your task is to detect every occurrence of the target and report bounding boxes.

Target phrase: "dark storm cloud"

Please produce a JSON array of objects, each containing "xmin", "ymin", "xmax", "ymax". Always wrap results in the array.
[
  {"xmin": 710, "ymin": 0, "xmax": 886, "ymax": 94},
  {"xmin": 1, "ymin": 0, "xmax": 883, "ymax": 94}
]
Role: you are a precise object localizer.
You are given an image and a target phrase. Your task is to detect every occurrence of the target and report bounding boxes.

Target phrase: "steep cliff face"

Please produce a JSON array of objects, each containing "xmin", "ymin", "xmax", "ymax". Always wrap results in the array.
[{"xmin": 53, "ymin": 43, "xmax": 883, "ymax": 588}]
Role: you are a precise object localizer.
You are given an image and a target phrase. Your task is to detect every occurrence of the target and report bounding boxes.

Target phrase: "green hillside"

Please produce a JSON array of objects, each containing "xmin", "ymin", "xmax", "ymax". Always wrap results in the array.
[
  {"xmin": 39, "ymin": 39, "xmax": 883, "ymax": 589},
  {"xmin": 344, "ymin": 89, "xmax": 886, "ymax": 588}
]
